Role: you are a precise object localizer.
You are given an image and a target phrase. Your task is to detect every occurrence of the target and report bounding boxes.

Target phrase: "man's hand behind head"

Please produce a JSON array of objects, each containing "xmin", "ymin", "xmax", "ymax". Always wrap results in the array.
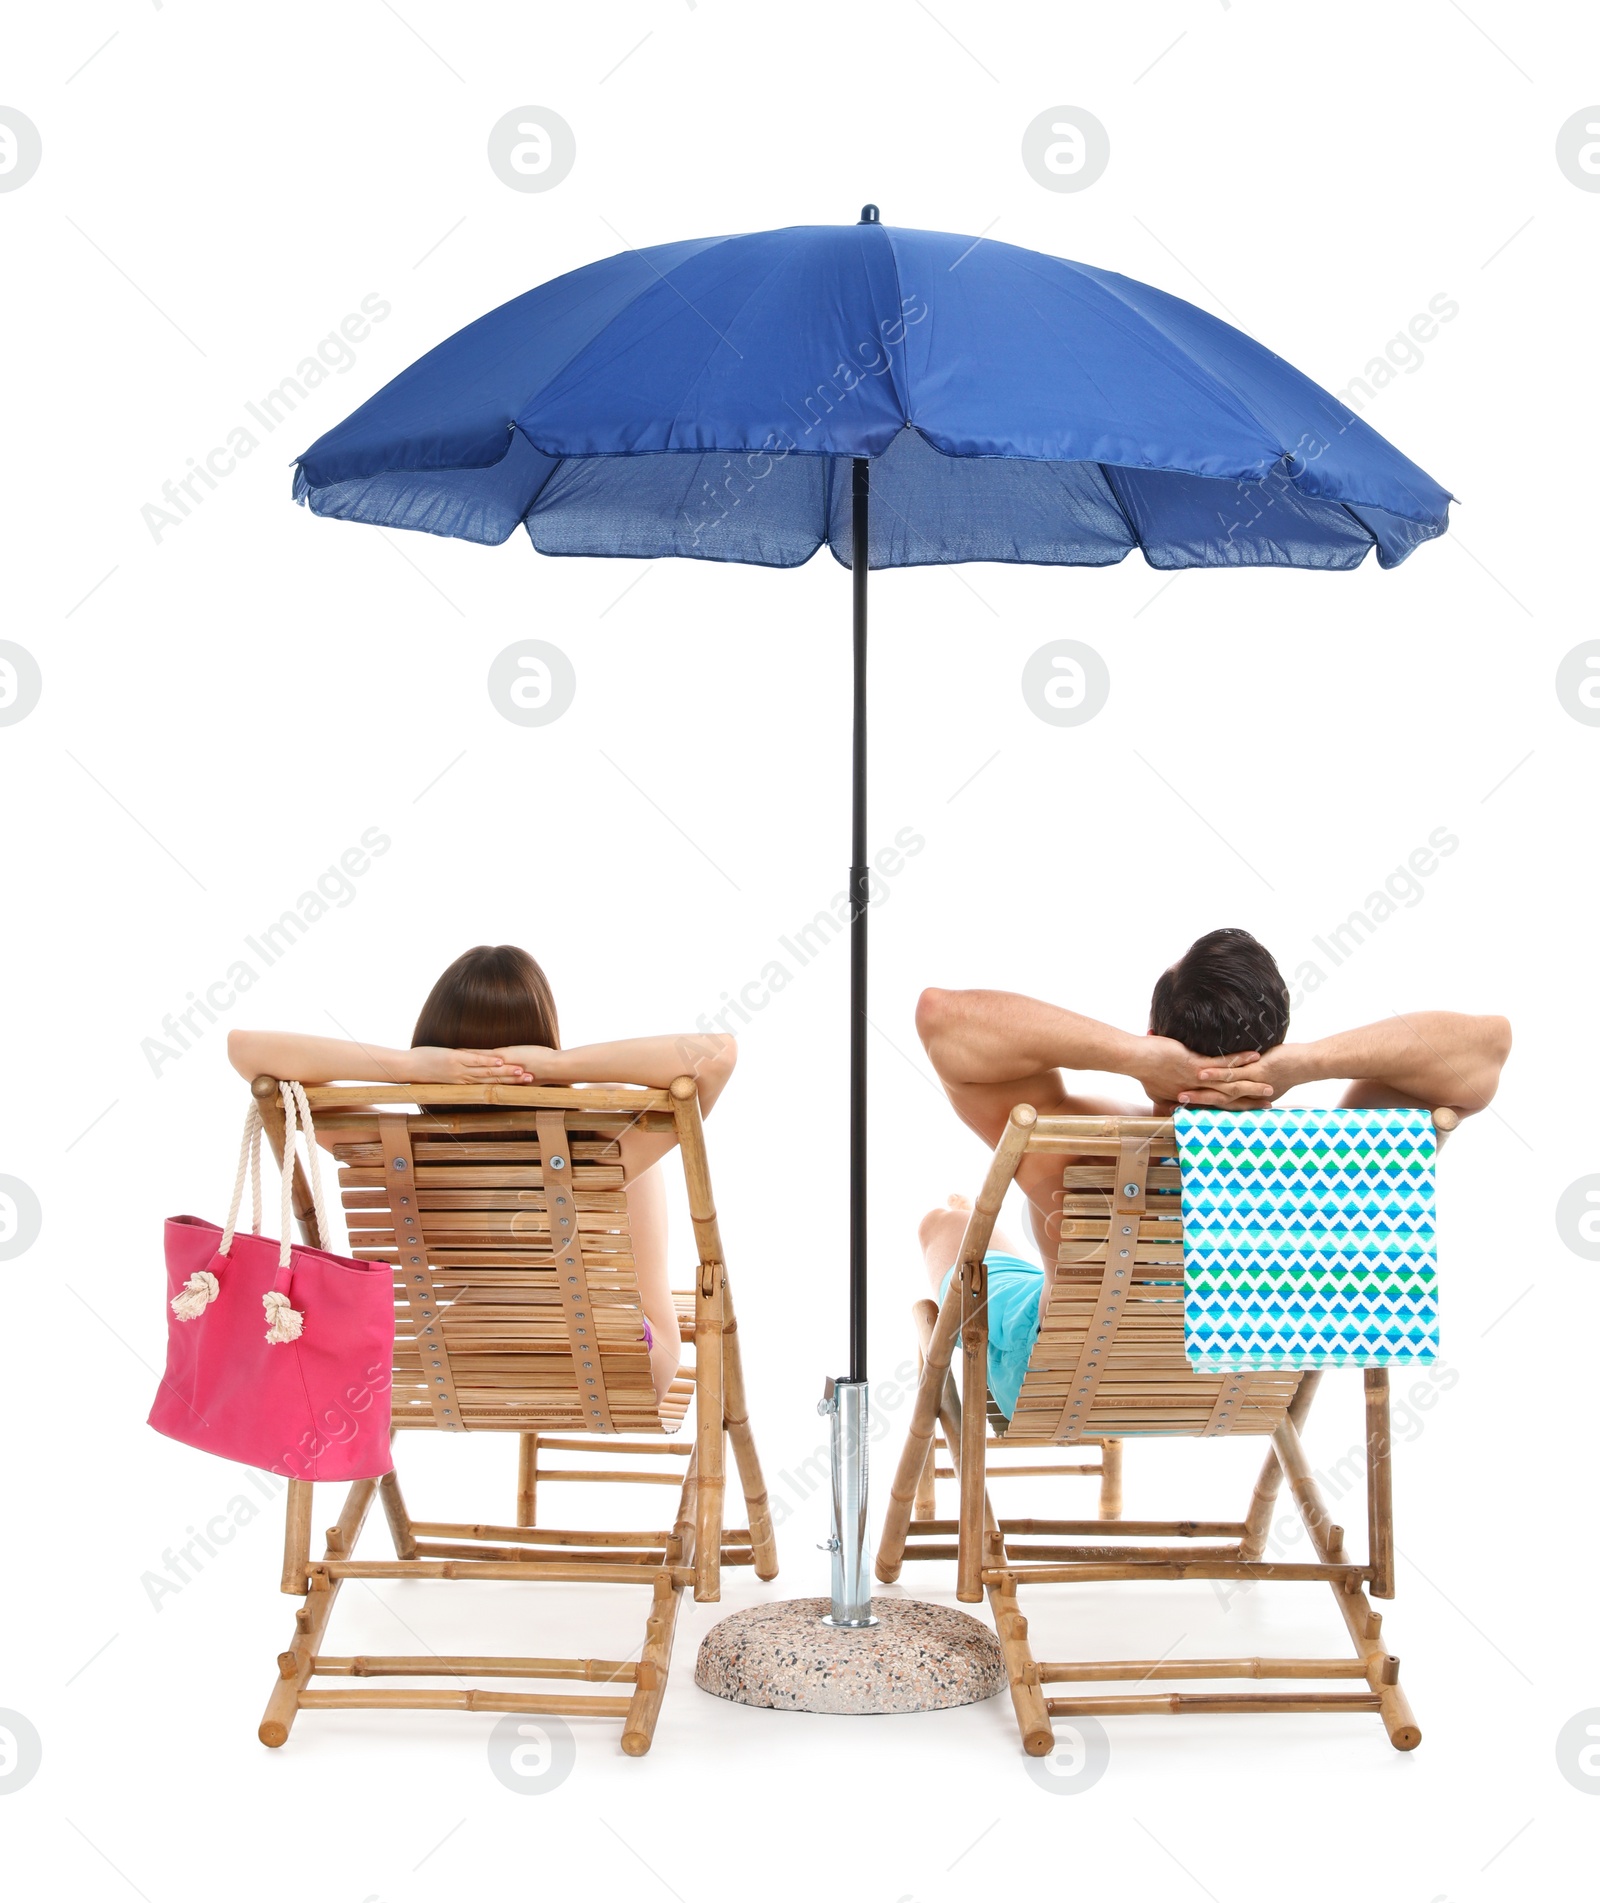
[
  {"xmin": 1179, "ymin": 1044, "xmax": 1311, "ymax": 1109},
  {"xmin": 1131, "ymin": 1035, "xmax": 1276, "ymax": 1111}
]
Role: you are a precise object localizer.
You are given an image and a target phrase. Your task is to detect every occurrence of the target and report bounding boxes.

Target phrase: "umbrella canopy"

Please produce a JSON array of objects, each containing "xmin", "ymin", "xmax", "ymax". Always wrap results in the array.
[{"xmin": 295, "ymin": 219, "xmax": 1452, "ymax": 572}]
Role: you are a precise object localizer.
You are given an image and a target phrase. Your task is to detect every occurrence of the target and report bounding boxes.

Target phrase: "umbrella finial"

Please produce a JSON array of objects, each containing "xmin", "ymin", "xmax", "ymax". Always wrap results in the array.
[{"xmin": 858, "ymin": 203, "xmax": 880, "ymax": 225}]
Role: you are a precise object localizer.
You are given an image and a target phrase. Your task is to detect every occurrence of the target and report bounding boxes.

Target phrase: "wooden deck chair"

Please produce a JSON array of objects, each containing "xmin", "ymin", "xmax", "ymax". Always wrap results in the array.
[
  {"xmin": 250, "ymin": 1073, "xmax": 777, "ymax": 1755},
  {"xmin": 876, "ymin": 1103, "xmax": 1458, "ymax": 1755}
]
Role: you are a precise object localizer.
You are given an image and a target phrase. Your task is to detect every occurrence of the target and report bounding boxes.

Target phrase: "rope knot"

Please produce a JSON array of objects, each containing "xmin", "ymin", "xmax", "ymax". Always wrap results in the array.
[
  {"xmin": 170, "ymin": 1270, "xmax": 219, "ymax": 1322},
  {"xmin": 263, "ymin": 1289, "xmax": 304, "ymax": 1345}
]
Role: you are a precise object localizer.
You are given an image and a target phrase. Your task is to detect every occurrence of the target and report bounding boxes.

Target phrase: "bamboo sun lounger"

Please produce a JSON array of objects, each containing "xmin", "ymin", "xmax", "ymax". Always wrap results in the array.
[
  {"xmin": 876, "ymin": 1103, "xmax": 1458, "ymax": 1755},
  {"xmin": 250, "ymin": 1074, "xmax": 777, "ymax": 1755}
]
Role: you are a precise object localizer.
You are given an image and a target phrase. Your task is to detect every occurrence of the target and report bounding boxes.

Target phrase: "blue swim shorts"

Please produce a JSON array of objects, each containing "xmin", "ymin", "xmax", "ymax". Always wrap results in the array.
[{"xmin": 938, "ymin": 1251, "xmax": 1046, "ymax": 1421}]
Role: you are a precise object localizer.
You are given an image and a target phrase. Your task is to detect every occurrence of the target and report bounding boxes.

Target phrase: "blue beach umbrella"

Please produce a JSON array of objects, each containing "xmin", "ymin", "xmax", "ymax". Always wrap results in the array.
[{"xmin": 295, "ymin": 208, "xmax": 1452, "ymax": 1627}]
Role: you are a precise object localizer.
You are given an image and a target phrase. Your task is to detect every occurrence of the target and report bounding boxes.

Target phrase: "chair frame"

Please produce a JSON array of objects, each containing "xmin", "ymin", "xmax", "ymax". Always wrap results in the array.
[
  {"xmin": 250, "ymin": 1072, "xmax": 777, "ymax": 1755},
  {"xmin": 877, "ymin": 1102, "xmax": 1457, "ymax": 1755}
]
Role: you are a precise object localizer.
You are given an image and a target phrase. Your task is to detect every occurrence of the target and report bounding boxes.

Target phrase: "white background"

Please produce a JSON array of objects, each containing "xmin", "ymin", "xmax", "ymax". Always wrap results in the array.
[{"xmin": 3, "ymin": 4, "xmax": 1596, "ymax": 1898}]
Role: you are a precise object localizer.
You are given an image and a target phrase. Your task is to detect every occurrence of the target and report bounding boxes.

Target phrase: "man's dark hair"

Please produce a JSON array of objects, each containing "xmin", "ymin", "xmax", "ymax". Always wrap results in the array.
[{"xmin": 1148, "ymin": 927, "xmax": 1290, "ymax": 1057}]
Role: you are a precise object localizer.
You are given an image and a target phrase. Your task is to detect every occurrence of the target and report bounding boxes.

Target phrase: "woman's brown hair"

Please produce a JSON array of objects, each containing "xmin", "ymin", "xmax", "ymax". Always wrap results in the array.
[{"xmin": 411, "ymin": 945, "xmax": 560, "ymax": 1051}]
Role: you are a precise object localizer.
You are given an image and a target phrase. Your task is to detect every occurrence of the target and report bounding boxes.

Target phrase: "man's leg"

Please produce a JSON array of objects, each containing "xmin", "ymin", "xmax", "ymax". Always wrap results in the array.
[{"xmin": 919, "ymin": 1193, "xmax": 1028, "ymax": 1294}]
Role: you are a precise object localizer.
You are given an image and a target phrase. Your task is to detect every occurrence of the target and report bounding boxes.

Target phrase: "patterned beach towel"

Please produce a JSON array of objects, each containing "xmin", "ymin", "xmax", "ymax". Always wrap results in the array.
[{"xmin": 1175, "ymin": 1107, "xmax": 1439, "ymax": 1371}]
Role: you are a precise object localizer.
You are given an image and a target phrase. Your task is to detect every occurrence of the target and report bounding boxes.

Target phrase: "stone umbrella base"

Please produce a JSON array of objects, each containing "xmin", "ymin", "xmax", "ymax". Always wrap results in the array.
[{"xmin": 694, "ymin": 1597, "xmax": 1006, "ymax": 1715}]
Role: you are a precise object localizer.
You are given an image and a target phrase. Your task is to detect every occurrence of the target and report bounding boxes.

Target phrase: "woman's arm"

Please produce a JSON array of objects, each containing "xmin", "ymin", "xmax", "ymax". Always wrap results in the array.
[
  {"xmin": 226, "ymin": 1029, "xmax": 477, "ymax": 1086},
  {"xmin": 486, "ymin": 1032, "xmax": 738, "ymax": 1188},
  {"xmin": 490, "ymin": 1032, "xmax": 737, "ymax": 1118},
  {"xmin": 228, "ymin": 1025, "xmax": 737, "ymax": 1114},
  {"xmin": 1188, "ymin": 1012, "xmax": 1512, "ymax": 1115}
]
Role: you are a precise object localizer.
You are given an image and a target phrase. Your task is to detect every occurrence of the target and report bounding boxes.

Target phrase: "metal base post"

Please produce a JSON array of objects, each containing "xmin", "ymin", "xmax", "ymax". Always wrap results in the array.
[{"xmin": 819, "ymin": 1377, "xmax": 876, "ymax": 1626}]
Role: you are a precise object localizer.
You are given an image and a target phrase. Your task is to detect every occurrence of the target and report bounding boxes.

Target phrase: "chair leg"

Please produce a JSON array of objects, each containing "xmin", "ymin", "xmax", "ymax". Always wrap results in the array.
[
  {"xmin": 379, "ymin": 1468, "xmax": 418, "ymax": 1559},
  {"xmin": 1333, "ymin": 1578, "xmax": 1420, "ymax": 1750},
  {"xmin": 1097, "ymin": 1438, "xmax": 1123, "ymax": 1521},
  {"xmin": 260, "ymin": 1478, "xmax": 378, "ymax": 1747},
  {"xmin": 622, "ymin": 1445, "xmax": 701, "ymax": 1756},
  {"xmin": 938, "ymin": 1350, "xmax": 1006, "ymax": 1562},
  {"xmin": 675, "ymin": 1438, "xmax": 701, "ymax": 1559},
  {"xmin": 693, "ymin": 1262, "xmax": 726, "ymax": 1602},
  {"xmin": 621, "ymin": 1569, "xmax": 683, "ymax": 1756},
  {"xmin": 721, "ymin": 1281, "xmax": 778, "ymax": 1580},
  {"xmin": 988, "ymin": 1572, "xmax": 1053, "ymax": 1756},
  {"xmin": 280, "ymin": 1480, "xmax": 314, "ymax": 1593},
  {"xmin": 1364, "ymin": 1370, "xmax": 1395, "ymax": 1599},
  {"xmin": 517, "ymin": 1432, "xmax": 539, "ymax": 1529},
  {"xmin": 957, "ymin": 1258, "xmax": 989, "ymax": 1603},
  {"xmin": 913, "ymin": 1396, "xmax": 938, "ymax": 1523},
  {"xmin": 1239, "ymin": 1370, "xmax": 1322, "ymax": 1560},
  {"xmin": 1273, "ymin": 1411, "xmax": 1420, "ymax": 1750},
  {"xmin": 876, "ymin": 1294, "xmax": 960, "ymax": 1583}
]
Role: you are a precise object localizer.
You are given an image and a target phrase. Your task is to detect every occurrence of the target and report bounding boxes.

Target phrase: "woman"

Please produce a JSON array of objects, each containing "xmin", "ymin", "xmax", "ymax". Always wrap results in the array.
[{"xmin": 227, "ymin": 944, "xmax": 735, "ymax": 1403}]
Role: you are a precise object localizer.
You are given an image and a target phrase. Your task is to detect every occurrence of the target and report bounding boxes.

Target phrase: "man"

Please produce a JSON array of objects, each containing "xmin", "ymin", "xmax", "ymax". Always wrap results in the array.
[{"xmin": 912, "ymin": 928, "xmax": 1511, "ymax": 1418}]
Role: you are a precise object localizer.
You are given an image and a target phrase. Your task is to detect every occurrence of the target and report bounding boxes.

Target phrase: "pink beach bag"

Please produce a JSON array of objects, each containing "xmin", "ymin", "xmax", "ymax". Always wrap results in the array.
[{"xmin": 149, "ymin": 1081, "xmax": 395, "ymax": 1480}]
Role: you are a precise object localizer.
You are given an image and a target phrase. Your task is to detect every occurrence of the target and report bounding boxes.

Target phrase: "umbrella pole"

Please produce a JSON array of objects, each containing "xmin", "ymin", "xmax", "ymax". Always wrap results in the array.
[
  {"xmin": 850, "ymin": 453, "xmax": 869, "ymax": 1387},
  {"xmin": 821, "ymin": 456, "xmax": 875, "ymax": 1627}
]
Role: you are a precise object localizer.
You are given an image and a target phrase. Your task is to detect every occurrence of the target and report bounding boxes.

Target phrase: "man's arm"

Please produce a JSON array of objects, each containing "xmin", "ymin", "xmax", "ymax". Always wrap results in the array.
[
  {"xmin": 1187, "ymin": 1011, "xmax": 1512, "ymax": 1116},
  {"xmin": 915, "ymin": 988, "xmax": 1268, "ymax": 1149},
  {"xmin": 917, "ymin": 988, "xmax": 1268, "ymax": 1277}
]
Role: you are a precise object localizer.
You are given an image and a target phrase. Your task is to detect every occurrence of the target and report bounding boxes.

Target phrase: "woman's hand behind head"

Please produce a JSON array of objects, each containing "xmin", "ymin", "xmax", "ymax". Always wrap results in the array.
[
  {"xmin": 490, "ymin": 1045, "xmax": 556, "ymax": 1080},
  {"xmin": 409, "ymin": 1046, "xmax": 537, "ymax": 1085}
]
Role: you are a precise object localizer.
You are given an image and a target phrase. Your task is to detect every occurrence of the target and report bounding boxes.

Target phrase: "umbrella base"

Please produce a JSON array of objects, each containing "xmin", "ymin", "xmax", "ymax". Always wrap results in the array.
[{"xmin": 694, "ymin": 1597, "xmax": 1004, "ymax": 1715}]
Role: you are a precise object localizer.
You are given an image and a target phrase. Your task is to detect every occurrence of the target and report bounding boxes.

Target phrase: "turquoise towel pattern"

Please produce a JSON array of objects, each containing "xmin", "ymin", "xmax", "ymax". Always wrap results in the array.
[{"xmin": 1175, "ymin": 1107, "xmax": 1439, "ymax": 1370}]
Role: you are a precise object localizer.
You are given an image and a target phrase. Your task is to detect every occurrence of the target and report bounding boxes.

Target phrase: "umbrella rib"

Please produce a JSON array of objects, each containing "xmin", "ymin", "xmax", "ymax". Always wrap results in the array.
[
  {"xmin": 595, "ymin": 216, "xmax": 746, "ymax": 360},
  {"xmin": 509, "ymin": 235, "xmax": 738, "ymax": 448},
  {"xmin": 662, "ymin": 255, "xmax": 799, "ymax": 444},
  {"xmin": 989, "ymin": 254, "xmax": 1288, "ymax": 484},
  {"xmin": 1093, "ymin": 463, "xmax": 1146, "ymax": 561},
  {"xmin": 875, "ymin": 226, "xmax": 915, "ymax": 431}
]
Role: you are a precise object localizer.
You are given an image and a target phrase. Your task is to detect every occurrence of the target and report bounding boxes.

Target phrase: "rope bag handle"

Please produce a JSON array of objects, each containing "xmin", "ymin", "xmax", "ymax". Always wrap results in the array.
[{"xmin": 171, "ymin": 1081, "xmax": 331, "ymax": 1344}]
